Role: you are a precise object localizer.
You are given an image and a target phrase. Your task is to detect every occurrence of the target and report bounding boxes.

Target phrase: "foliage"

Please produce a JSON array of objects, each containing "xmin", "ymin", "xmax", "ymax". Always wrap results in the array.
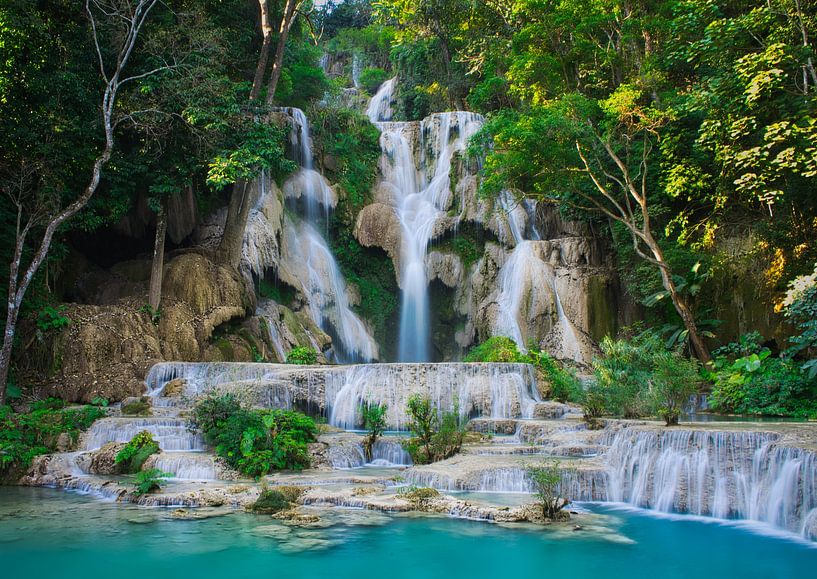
[
  {"xmin": 115, "ymin": 431, "xmax": 160, "ymax": 474},
  {"xmin": 133, "ymin": 468, "xmax": 172, "ymax": 496},
  {"xmin": 397, "ymin": 485, "xmax": 440, "ymax": 508},
  {"xmin": 250, "ymin": 488, "xmax": 291, "ymax": 514},
  {"xmin": 402, "ymin": 394, "xmax": 465, "ymax": 465},
  {"xmin": 359, "ymin": 67, "xmax": 390, "ymax": 94},
  {"xmin": 526, "ymin": 461, "xmax": 570, "ymax": 520},
  {"xmin": 286, "ymin": 346, "xmax": 318, "ymax": 365},
  {"xmin": 360, "ymin": 401, "xmax": 388, "ymax": 462},
  {"xmin": 121, "ymin": 397, "xmax": 151, "ymax": 417},
  {"xmin": 35, "ymin": 306, "xmax": 70, "ymax": 333},
  {"xmin": 592, "ymin": 330, "xmax": 702, "ymax": 424},
  {"xmin": 783, "ymin": 264, "xmax": 817, "ymax": 378},
  {"xmin": 464, "ymin": 337, "xmax": 525, "ymax": 363},
  {"xmin": 189, "ymin": 394, "xmax": 317, "ymax": 477},
  {"xmin": 708, "ymin": 333, "xmax": 817, "ymax": 418},
  {"xmin": 464, "ymin": 337, "xmax": 583, "ymax": 403},
  {"xmin": 0, "ymin": 399, "xmax": 105, "ymax": 471}
]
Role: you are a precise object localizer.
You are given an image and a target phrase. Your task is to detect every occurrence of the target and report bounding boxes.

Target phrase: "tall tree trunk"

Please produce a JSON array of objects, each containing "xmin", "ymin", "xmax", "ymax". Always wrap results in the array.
[
  {"xmin": 249, "ymin": 0, "xmax": 273, "ymax": 101},
  {"xmin": 148, "ymin": 204, "xmax": 167, "ymax": 312},
  {"xmin": 218, "ymin": 0, "xmax": 299, "ymax": 267},
  {"xmin": 648, "ymin": 237, "xmax": 712, "ymax": 364},
  {"xmin": 265, "ymin": 0, "xmax": 299, "ymax": 106},
  {"xmin": 218, "ymin": 180, "xmax": 253, "ymax": 268}
]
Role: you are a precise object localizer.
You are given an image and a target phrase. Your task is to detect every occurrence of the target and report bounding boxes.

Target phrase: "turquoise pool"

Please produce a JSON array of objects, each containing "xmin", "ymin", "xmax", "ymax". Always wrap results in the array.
[{"xmin": 0, "ymin": 487, "xmax": 814, "ymax": 578}]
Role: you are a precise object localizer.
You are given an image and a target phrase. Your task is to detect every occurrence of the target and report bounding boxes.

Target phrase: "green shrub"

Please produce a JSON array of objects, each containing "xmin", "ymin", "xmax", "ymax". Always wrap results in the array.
[
  {"xmin": 0, "ymin": 401, "xmax": 105, "ymax": 471},
  {"xmin": 286, "ymin": 346, "xmax": 318, "ymax": 365},
  {"xmin": 783, "ymin": 266, "xmax": 817, "ymax": 379},
  {"xmin": 133, "ymin": 468, "xmax": 172, "ymax": 496},
  {"xmin": 464, "ymin": 337, "xmax": 526, "ymax": 363},
  {"xmin": 35, "ymin": 305, "xmax": 71, "ymax": 332},
  {"xmin": 189, "ymin": 395, "xmax": 318, "ymax": 477},
  {"xmin": 360, "ymin": 401, "xmax": 387, "ymax": 462},
  {"xmin": 402, "ymin": 395, "xmax": 464, "ymax": 465},
  {"xmin": 115, "ymin": 431, "xmax": 160, "ymax": 474},
  {"xmin": 121, "ymin": 398, "xmax": 151, "ymax": 417},
  {"xmin": 590, "ymin": 330, "xmax": 703, "ymax": 424},
  {"xmin": 250, "ymin": 488, "xmax": 291, "ymax": 514},
  {"xmin": 708, "ymin": 333, "xmax": 817, "ymax": 417},
  {"xmin": 526, "ymin": 461, "xmax": 570, "ymax": 519},
  {"xmin": 359, "ymin": 66, "xmax": 390, "ymax": 94}
]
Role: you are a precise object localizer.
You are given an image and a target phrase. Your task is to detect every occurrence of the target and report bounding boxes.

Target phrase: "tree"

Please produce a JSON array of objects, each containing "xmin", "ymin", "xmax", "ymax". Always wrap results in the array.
[
  {"xmin": 526, "ymin": 461, "xmax": 570, "ymax": 520},
  {"xmin": 360, "ymin": 401, "xmax": 387, "ymax": 462},
  {"xmin": 217, "ymin": 0, "xmax": 307, "ymax": 267},
  {"xmin": 0, "ymin": 0, "xmax": 162, "ymax": 405}
]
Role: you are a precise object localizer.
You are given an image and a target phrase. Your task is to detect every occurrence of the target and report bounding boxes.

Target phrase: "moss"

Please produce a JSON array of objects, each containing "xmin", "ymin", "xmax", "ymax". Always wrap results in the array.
[
  {"xmin": 215, "ymin": 337, "xmax": 234, "ymax": 360},
  {"xmin": 250, "ymin": 489, "xmax": 291, "ymax": 514},
  {"xmin": 258, "ymin": 278, "xmax": 296, "ymax": 306},
  {"xmin": 121, "ymin": 398, "xmax": 151, "ymax": 417},
  {"xmin": 434, "ymin": 227, "xmax": 486, "ymax": 270},
  {"xmin": 587, "ymin": 276, "xmax": 618, "ymax": 342}
]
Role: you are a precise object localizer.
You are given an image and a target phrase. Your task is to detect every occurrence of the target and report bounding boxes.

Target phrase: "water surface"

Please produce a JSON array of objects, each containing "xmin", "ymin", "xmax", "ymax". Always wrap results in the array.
[{"xmin": 0, "ymin": 487, "xmax": 814, "ymax": 578}]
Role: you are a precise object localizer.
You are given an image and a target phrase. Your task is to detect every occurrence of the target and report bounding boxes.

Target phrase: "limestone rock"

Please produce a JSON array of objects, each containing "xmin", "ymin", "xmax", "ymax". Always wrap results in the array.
[{"xmin": 354, "ymin": 203, "xmax": 403, "ymax": 271}]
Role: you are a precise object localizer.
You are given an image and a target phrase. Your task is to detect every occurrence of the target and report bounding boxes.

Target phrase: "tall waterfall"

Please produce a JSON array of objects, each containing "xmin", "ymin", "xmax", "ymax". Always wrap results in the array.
[
  {"xmin": 368, "ymin": 80, "xmax": 483, "ymax": 361},
  {"xmin": 250, "ymin": 107, "xmax": 378, "ymax": 362}
]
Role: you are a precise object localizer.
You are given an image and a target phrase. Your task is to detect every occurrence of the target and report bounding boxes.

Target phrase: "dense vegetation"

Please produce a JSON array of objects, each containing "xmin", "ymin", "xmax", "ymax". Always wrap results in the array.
[
  {"xmin": 189, "ymin": 394, "xmax": 317, "ymax": 477},
  {"xmin": 401, "ymin": 394, "xmax": 465, "ymax": 464},
  {"xmin": 0, "ymin": 399, "xmax": 105, "ymax": 472}
]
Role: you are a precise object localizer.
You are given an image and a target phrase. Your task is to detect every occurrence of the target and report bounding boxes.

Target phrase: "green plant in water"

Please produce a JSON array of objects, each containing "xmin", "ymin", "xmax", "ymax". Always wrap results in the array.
[
  {"xmin": 115, "ymin": 431, "xmax": 160, "ymax": 474},
  {"xmin": 402, "ymin": 395, "xmax": 465, "ymax": 465},
  {"xmin": 286, "ymin": 346, "xmax": 318, "ymax": 365},
  {"xmin": 360, "ymin": 401, "xmax": 387, "ymax": 462},
  {"xmin": 189, "ymin": 395, "xmax": 318, "ymax": 477},
  {"xmin": 133, "ymin": 468, "xmax": 172, "ymax": 496},
  {"xmin": 526, "ymin": 461, "xmax": 570, "ymax": 520}
]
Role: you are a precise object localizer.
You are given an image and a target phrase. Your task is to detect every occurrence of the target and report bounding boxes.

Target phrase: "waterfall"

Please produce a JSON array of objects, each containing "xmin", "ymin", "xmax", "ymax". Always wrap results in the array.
[
  {"xmin": 143, "ymin": 361, "xmax": 540, "ymax": 431},
  {"xmin": 323, "ymin": 362, "xmax": 540, "ymax": 430},
  {"xmin": 371, "ymin": 102, "xmax": 483, "ymax": 361},
  {"xmin": 251, "ymin": 107, "xmax": 378, "ymax": 363},
  {"xmin": 492, "ymin": 190, "xmax": 584, "ymax": 361},
  {"xmin": 151, "ymin": 453, "xmax": 218, "ymax": 480},
  {"xmin": 601, "ymin": 427, "xmax": 817, "ymax": 540},
  {"xmin": 367, "ymin": 77, "xmax": 396, "ymax": 123},
  {"xmin": 352, "ymin": 53, "xmax": 362, "ymax": 89},
  {"xmin": 83, "ymin": 417, "xmax": 205, "ymax": 452}
]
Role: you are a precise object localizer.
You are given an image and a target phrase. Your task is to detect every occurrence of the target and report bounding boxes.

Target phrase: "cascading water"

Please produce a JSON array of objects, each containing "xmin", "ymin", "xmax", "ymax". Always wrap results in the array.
[
  {"xmin": 352, "ymin": 53, "xmax": 362, "ymax": 89},
  {"xmin": 599, "ymin": 427, "xmax": 817, "ymax": 539},
  {"xmin": 252, "ymin": 107, "xmax": 378, "ymax": 363},
  {"xmin": 492, "ymin": 191, "xmax": 585, "ymax": 361},
  {"xmin": 368, "ymin": 79, "xmax": 483, "ymax": 361}
]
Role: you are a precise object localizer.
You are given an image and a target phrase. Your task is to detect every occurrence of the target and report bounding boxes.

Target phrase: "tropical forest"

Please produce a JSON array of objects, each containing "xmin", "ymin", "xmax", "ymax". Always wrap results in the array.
[{"xmin": 0, "ymin": 0, "xmax": 816, "ymax": 576}]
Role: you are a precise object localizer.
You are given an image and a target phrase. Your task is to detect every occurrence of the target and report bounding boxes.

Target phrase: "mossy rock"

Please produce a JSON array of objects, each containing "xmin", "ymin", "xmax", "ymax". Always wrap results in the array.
[
  {"xmin": 250, "ymin": 489, "xmax": 292, "ymax": 514},
  {"xmin": 121, "ymin": 397, "xmax": 151, "ymax": 417}
]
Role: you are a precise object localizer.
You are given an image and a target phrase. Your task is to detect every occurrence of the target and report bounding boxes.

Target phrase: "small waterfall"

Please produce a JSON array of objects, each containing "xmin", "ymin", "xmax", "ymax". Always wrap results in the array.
[
  {"xmin": 352, "ymin": 53, "xmax": 362, "ymax": 89},
  {"xmin": 282, "ymin": 217, "xmax": 379, "ymax": 362},
  {"xmin": 83, "ymin": 417, "xmax": 204, "ymax": 452},
  {"xmin": 367, "ymin": 77, "xmax": 396, "ymax": 123},
  {"xmin": 492, "ymin": 192, "xmax": 584, "ymax": 362},
  {"xmin": 151, "ymin": 453, "xmax": 217, "ymax": 480},
  {"xmin": 602, "ymin": 428, "xmax": 817, "ymax": 540},
  {"xmin": 144, "ymin": 361, "xmax": 539, "ymax": 431},
  {"xmin": 324, "ymin": 363, "xmax": 540, "ymax": 430},
  {"xmin": 328, "ymin": 439, "xmax": 412, "ymax": 469}
]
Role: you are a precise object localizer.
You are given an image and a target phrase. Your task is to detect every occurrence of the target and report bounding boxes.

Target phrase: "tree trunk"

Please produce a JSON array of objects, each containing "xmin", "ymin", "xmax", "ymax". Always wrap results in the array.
[
  {"xmin": 218, "ymin": 180, "xmax": 252, "ymax": 268},
  {"xmin": 265, "ymin": 0, "xmax": 299, "ymax": 106},
  {"xmin": 655, "ymin": 257, "xmax": 711, "ymax": 365},
  {"xmin": 249, "ymin": 0, "xmax": 273, "ymax": 101},
  {"xmin": 148, "ymin": 204, "xmax": 167, "ymax": 312}
]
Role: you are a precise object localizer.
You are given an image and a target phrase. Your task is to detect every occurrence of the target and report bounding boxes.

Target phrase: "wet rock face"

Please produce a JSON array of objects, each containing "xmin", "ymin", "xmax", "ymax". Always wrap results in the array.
[{"xmin": 75, "ymin": 442, "xmax": 127, "ymax": 476}]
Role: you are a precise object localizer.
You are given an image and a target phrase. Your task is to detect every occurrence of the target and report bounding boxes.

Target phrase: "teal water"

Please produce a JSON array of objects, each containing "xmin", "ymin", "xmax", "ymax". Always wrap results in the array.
[{"xmin": 1, "ymin": 487, "xmax": 815, "ymax": 578}]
